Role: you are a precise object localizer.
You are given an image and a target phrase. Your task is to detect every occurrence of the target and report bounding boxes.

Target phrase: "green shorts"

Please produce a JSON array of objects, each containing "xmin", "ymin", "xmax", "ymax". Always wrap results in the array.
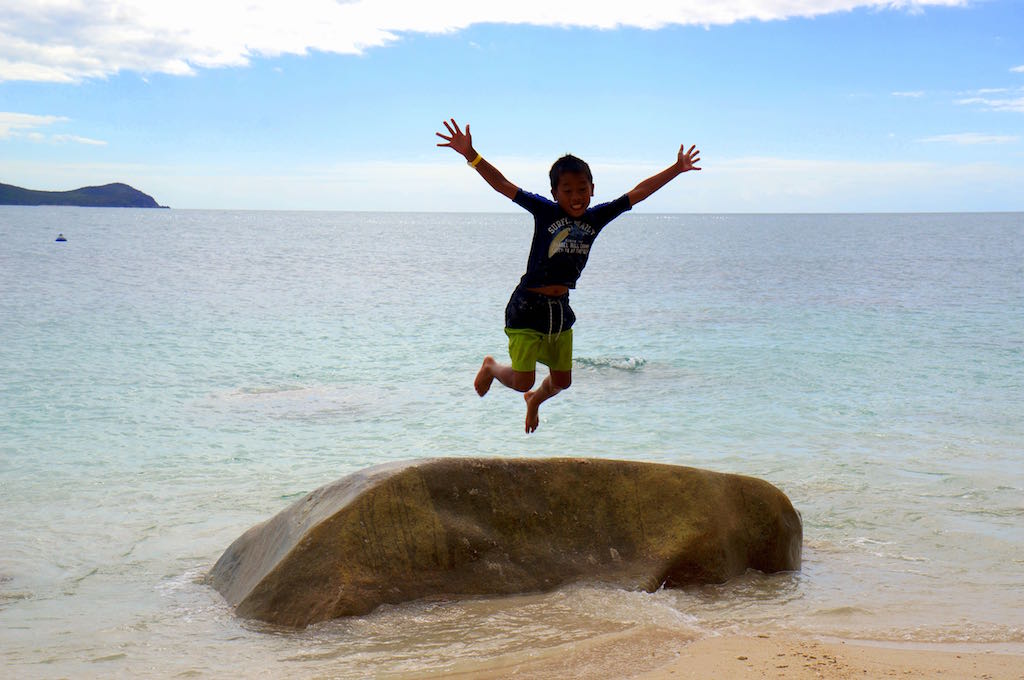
[{"xmin": 505, "ymin": 328, "xmax": 573, "ymax": 373}]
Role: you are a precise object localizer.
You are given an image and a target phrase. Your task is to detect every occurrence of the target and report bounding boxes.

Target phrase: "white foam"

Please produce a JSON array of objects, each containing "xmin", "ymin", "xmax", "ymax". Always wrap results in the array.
[{"xmin": 574, "ymin": 356, "xmax": 647, "ymax": 371}]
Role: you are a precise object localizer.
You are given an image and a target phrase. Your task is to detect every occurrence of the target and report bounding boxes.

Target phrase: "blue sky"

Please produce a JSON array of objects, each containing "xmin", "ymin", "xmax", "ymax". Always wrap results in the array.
[{"xmin": 1, "ymin": 0, "xmax": 1022, "ymax": 211}]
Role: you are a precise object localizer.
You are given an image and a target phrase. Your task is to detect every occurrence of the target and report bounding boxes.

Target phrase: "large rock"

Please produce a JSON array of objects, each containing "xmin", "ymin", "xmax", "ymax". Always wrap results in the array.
[{"xmin": 207, "ymin": 458, "xmax": 802, "ymax": 627}]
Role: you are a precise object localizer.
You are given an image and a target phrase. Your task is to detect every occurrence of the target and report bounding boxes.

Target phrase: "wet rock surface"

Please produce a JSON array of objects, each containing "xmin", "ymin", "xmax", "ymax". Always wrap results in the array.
[{"xmin": 208, "ymin": 457, "xmax": 802, "ymax": 627}]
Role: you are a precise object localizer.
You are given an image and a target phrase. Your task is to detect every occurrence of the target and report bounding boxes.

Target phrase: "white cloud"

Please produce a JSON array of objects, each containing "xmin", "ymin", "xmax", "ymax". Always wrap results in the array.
[
  {"xmin": 0, "ymin": 0, "xmax": 968, "ymax": 83},
  {"xmin": 52, "ymin": 134, "xmax": 108, "ymax": 146},
  {"xmin": 1011, "ymin": 65, "xmax": 1024, "ymax": 73},
  {"xmin": 0, "ymin": 111, "xmax": 105, "ymax": 145},
  {"xmin": 892, "ymin": 90, "xmax": 925, "ymax": 97},
  {"xmin": 918, "ymin": 132, "xmax": 1020, "ymax": 144},
  {"xmin": 956, "ymin": 95, "xmax": 1024, "ymax": 113},
  {"xmin": 0, "ymin": 112, "xmax": 69, "ymax": 138}
]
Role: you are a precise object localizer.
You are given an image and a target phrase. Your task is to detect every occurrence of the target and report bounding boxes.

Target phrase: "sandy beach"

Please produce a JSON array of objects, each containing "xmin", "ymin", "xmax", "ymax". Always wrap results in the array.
[
  {"xmin": 641, "ymin": 635, "xmax": 1024, "ymax": 680},
  {"xmin": 418, "ymin": 629, "xmax": 1023, "ymax": 679}
]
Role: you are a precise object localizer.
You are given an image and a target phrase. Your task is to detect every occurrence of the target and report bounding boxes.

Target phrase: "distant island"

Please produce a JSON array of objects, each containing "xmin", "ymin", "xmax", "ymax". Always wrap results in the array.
[{"xmin": 0, "ymin": 182, "xmax": 168, "ymax": 208}]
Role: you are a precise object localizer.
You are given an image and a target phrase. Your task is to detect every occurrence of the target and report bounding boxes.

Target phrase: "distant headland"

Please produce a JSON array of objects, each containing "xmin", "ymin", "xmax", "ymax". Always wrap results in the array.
[{"xmin": 0, "ymin": 182, "xmax": 168, "ymax": 208}]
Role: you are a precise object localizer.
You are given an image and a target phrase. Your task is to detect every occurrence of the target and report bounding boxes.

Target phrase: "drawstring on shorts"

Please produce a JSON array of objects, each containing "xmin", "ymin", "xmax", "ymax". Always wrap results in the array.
[
  {"xmin": 505, "ymin": 286, "xmax": 571, "ymax": 341},
  {"xmin": 547, "ymin": 297, "xmax": 564, "ymax": 343}
]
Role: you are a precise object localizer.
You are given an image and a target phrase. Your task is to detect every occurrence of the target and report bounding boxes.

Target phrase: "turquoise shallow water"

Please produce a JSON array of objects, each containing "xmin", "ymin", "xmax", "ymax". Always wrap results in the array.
[{"xmin": 1, "ymin": 207, "xmax": 1022, "ymax": 677}]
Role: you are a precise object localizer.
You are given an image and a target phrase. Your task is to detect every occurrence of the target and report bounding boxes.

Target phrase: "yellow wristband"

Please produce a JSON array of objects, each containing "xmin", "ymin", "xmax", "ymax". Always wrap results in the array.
[{"xmin": 468, "ymin": 153, "xmax": 482, "ymax": 168}]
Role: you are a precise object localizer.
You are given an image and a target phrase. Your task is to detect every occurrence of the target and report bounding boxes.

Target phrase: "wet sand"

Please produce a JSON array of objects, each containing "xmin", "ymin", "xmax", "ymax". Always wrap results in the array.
[
  {"xmin": 427, "ymin": 631, "xmax": 1023, "ymax": 679},
  {"xmin": 639, "ymin": 635, "xmax": 1024, "ymax": 680}
]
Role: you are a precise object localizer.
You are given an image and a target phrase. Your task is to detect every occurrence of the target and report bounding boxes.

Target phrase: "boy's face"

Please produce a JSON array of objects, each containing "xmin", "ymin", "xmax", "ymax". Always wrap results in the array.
[{"xmin": 551, "ymin": 171, "xmax": 594, "ymax": 218}]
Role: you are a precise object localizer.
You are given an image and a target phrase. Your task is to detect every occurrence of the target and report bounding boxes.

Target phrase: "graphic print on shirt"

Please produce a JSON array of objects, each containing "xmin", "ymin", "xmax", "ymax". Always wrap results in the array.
[
  {"xmin": 548, "ymin": 227, "xmax": 571, "ymax": 258},
  {"xmin": 546, "ymin": 218, "xmax": 597, "ymax": 259}
]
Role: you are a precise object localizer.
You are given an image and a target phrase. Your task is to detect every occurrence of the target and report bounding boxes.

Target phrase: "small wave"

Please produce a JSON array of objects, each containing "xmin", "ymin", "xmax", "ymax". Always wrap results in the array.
[
  {"xmin": 215, "ymin": 384, "xmax": 309, "ymax": 399},
  {"xmin": 813, "ymin": 606, "xmax": 874, "ymax": 617},
  {"xmin": 574, "ymin": 356, "xmax": 647, "ymax": 371},
  {"xmin": 233, "ymin": 384, "xmax": 306, "ymax": 396},
  {"xmin": 0, "ymin": 589, "xmax": 33, "ymax": 608},
  {"xmin": 844, "ymin": 537, "xmax": 929, "ymax": 563},
  {"xmin": 202, "ymin": 383, "xmax": 389, "ymax": 420},
  {"xmin": 433, "ymin": 624, "xmax": 696, "ymax": 680}
]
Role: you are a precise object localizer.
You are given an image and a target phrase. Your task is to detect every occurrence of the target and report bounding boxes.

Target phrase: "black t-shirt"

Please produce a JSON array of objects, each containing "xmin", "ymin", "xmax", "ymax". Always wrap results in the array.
[{"xmin": 512, "ymin": 190, "xmax": 632, "ymax": 289}]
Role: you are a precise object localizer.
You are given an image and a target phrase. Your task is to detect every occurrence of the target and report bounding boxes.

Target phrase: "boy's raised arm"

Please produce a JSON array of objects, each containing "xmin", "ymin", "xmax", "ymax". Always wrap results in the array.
[
  {"xmin": 626, "ymin": 144, "xmax": 701, "ymax": 207},
  {"xmin": 436, "ymin": 119, "xmax": 519, "ymax": 200}
]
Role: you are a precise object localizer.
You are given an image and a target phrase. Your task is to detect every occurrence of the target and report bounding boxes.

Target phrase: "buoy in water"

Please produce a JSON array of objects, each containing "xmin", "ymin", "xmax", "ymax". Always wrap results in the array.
[{"xmin": 55, "ymin": 233, "xmax": 67, "ymax": 242}]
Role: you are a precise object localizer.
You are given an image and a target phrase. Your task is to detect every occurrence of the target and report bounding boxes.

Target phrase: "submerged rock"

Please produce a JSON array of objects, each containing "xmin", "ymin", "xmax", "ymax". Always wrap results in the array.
[{"xmin": 207, "ymin": 458, "xmax": 802, "ymax": 627}]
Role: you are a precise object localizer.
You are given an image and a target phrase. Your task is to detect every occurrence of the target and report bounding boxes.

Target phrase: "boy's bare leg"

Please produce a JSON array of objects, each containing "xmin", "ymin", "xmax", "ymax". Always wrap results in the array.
[
  {"xmin": 475, "ymin": 356, "xmax": 534, "ymax": 396},
  {"xmin": 523, "ymin": 371, "xmax": 570, "ymax": 433}
]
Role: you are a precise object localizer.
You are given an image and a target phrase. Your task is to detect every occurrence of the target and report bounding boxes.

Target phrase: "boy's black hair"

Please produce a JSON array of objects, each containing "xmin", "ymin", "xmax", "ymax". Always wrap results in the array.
[{"xmin": 549, "ymin": 154, "xmax": 593, "ymax": 191}]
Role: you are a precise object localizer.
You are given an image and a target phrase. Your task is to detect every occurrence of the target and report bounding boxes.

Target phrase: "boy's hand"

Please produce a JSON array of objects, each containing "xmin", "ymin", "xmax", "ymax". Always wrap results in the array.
[
  {"xmin": 676, "ymin": 144, "xmax": 702, "ymax": 173},
  {"xmin": 435, "ymin": 117, "xmax": 519, "ymax": 199},
  {"xmin": 626, "ymin": 142, "xmax": 703, "ymax": 206},
  {"xmin": 436, "ymin": 119, "xmax": 475, "ymax": 161}
]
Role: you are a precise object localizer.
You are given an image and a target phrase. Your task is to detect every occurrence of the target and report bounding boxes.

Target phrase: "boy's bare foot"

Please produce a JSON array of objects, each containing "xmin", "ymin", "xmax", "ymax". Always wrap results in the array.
[
  {"xmin": 524, "ymin": 391, "xmax": 540, "ymax": 433},
  {"xmin": 475, "ymin": 356, "xmax": 496, "ymax": 396}
]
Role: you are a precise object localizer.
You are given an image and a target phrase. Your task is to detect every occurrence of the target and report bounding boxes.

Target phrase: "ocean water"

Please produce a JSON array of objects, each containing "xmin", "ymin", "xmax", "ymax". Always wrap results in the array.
[{"xmin": 1, "ymin": 207, "xmax": 1022, "ymax": 678}]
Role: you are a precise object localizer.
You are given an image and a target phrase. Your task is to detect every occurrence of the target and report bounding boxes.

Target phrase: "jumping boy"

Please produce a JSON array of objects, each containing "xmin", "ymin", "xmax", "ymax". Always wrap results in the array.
[{"xmin": 436, "ymin": 118, "xmax": 701, "ymax": 433}]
